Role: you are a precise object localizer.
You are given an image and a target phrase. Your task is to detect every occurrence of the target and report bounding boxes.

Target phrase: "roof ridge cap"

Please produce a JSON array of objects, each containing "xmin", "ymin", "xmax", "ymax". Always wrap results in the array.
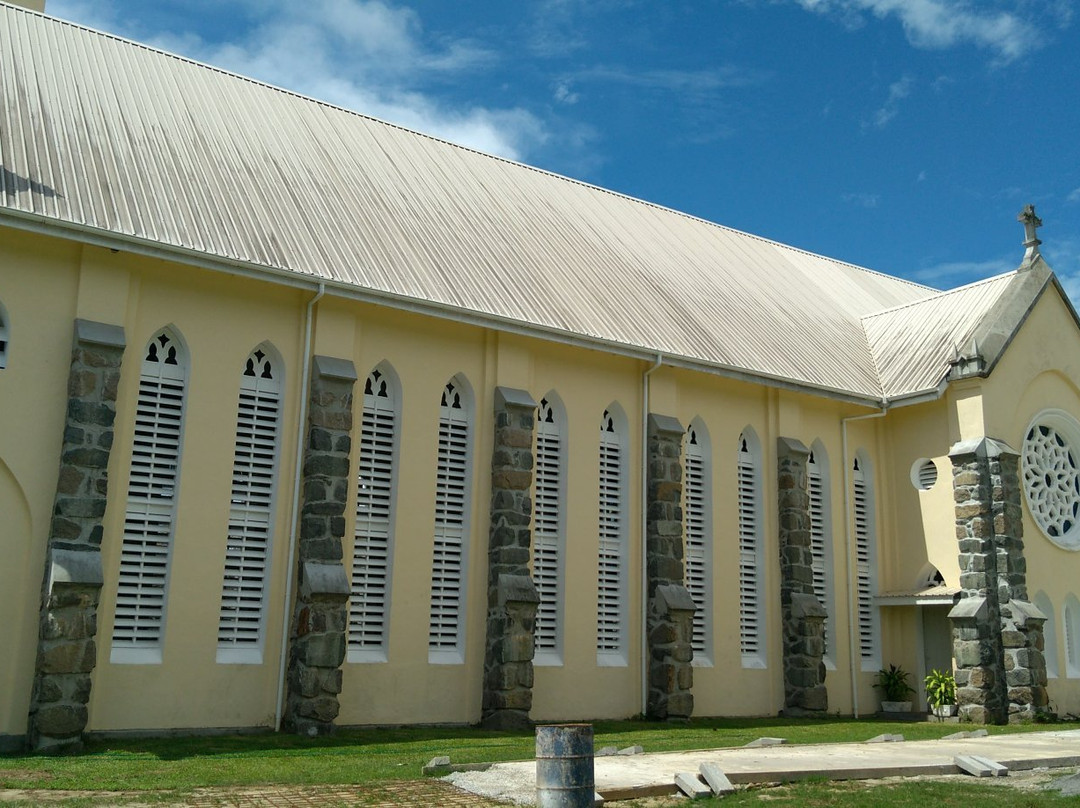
[{"xmin": 861, "ymin": 270, "xmax": 1019, "ymax": 323}]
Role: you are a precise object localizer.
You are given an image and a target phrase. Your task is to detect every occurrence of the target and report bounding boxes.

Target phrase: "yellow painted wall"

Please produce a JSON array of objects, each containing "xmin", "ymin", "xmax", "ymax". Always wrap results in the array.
[
  {"xmin": 0, "ymin": 228, "xmax": 80, "ymax": 739},
  {"xmin": 9, "ymin": 224, "xmax": 1080, "ymax": 736},
  {"xmin": 979, "ymin": 287, "xmax": 1080, "ymax": 714}
]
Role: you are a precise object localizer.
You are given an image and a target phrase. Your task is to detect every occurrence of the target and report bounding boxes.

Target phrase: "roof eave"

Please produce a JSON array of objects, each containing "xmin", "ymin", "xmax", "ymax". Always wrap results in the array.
[{"xmin": 1, "ymin": 209, "xmax": 890, "ymax": 408}]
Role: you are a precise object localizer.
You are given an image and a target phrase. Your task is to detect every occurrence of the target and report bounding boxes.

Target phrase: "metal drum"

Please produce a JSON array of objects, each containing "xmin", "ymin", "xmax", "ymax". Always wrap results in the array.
[{"xmin": 535, "ymin": 723, "xmax": 595, "ymax": 807}]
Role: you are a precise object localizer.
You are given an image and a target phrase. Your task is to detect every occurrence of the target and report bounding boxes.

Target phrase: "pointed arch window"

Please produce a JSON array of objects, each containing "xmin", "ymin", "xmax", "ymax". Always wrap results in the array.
[
  {"xmin": 737, "ymin": 429, "xmax": 765, "ymax": 667},
  {"xmin": 217, "ymin": 345, "xmax": 283, "ymax": 662},
  {"xmin": 597, "ymin": 406, "xmax": 628, "ymax": 664},
  {"xmin": 350, "ymin": 365, "xmax": 399, "ymax": 662},
  {"xmin": 0, "ymin": 300, "xmax": 9, "ymax": 369},
  {"xmin": 1033, "ymin": 591, "xmax": 1058, "ymax": 679},
  {"xmin": 685, "ymin": 421, "xmax": 712, "ymax": 662},
  {"xmin": 112, "ymin": 328, "xmax": 188, "ymax": 663},
  {"xmin": 533, "ymin": 394, "xmax": 565, "ymax": 664},
  {"xmin": 853, "ymin": 453, "xmax": 879, "ymax": 668},
  {"xmin": 1065, "ymin": 595, "xmax": 1080, "ymax": 678},
  {"xmin": 808, "ymin": 444, "xmax": 834, "ymax": 665},
  {"xmin": 428, "ymin": 377, "xmax": 473, "ymax": 662}
]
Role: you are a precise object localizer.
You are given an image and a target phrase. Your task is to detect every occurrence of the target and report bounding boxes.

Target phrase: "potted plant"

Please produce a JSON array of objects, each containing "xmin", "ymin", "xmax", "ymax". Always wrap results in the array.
[
  {"xmin": 875, "ymin": 664, "xmax": 915, "ymax": 712},
  {"xmin": 925, "ymin": 669, "xmax": 957, "ymax": 719}
]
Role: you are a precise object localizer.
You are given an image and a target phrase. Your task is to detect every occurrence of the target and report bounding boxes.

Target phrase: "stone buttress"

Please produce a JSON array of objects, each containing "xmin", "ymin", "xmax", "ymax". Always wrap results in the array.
[
  {"xmin": 776, "ymin": 437, "xmax": 828, "ymax": 716},
  {"xmin": 481, "ymin": 387, "xmax": 540, "ymax": 730},
  {"xmin": 28, "ymin": 319, "xmax": 126, "ymax": 752},
  {"xmin": 948, "ymin": 437, "xmax": 1047, "ymax": 724},
  {"xmin": 284, "ymin": 355, "xmax": 356, "ymax": 736},
  {"xmin": 645, "ymin": 414, "xmax": 695, "ymax": 721}
]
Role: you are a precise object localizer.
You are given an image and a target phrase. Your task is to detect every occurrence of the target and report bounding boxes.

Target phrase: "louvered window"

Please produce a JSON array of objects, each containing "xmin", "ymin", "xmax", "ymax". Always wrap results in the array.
[
  {"xmin": 853, "ymin": 456, "xmax": 878, "ymax": 666},
  {"xmin": 737, "ymin": 431, "xmax": 764, "ymax": 665},
  {"xmin": 428, "ymin": 378, "xmax": 472, "ymax": 661},
  {"xmin": 112, "ymin": 329, "xmax": 187, "ymax": 662},
  {"xmin": 533, "ymin": 396, "xmax": 563, "ymax": 661},
  {"xmin": 0, "ymin": 301, "xmax": 8, "ymax": 369},
  {"xmin": 350, "ymin": 367, "xmax": 398, "ymax": 662},
  {"xmin": 216, "ymin": 347, "xmax": 282, "ymax": 661},
  {"xmin": 807, "ymin": 449, "xmax": 832, "ymax": 660},
  {"xmin": 685, "ymin": 424, "xmax": 711, "ymax": 660},
  {"xmin": 597, "ymin": 408, "xmax": 626, "ymax": 662}
]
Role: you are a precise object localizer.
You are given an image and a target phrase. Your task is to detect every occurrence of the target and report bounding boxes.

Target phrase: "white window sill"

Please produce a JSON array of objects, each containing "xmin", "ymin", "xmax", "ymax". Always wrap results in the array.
[
  {"xmin": 596, "ymin": 651, "xmax": 628, "ymax": 667},
  {"xmin": 533, "ymin": 650, "xmax": 563, "ymax": 667},
  {"xmin": 216, "ymin": 647, "xmax": 264, "ymax": 665},
  {"xmin": 348, "ymin": 648, "xmax": 388, "ymax": 664},
  {"xmin": 741, "ymin": 654, "xmax": 767, "ymax": 670},
  {"xmin": 110, "ymin": 646, "xmax": 163, "ymax": 665},
  {"xmin": 428, "ymin": 648, "xmax": 464, "ymax": 665}
]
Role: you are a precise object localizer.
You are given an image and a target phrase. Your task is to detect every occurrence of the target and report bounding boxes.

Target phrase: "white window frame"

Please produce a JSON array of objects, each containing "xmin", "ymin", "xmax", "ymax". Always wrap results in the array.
[
  {"xmin": 737, "ymin": 428, "xmax": 766, "ymax": 669},
  {"xmin": 853, "ymin": 451, "xmax": 881, "ymax": 671},
  {"xmin": 428, "ymin": 375, "xmax": 474, "ymax": 664},
  {"xmin": 685, "ymin": 419, "xmax": 713, "ymax": 666},
  {"xmin": 349, "ymin": 363, "xmax": 400, "ymax": 664},
  {"xmin": 0, "ymin": 300, "xmax": 9, "ymax": 369},
  {"xmin": 111, "ymin": 327, "xmax": 188, "ymax": 665},
  {"xmin": 597, "ymin": 405, "xmax": 629, "ymax": 666},
  {"xmin": 1065, "ymin": 594, "xmax": 1080, "ymax": 678},
  {"xmin": 216, "ymin": 344, "xmax": 284, "ymax": 664},
  {"xmin": 1034, "ymin": 591, "xmax": 1058, "ymax": 679},
  {"xmin": 808, "ymin": 441, "xmax": 835, "ymax": 669},
  {"xmin": 533, "ymin": 393, "xmax": 567, "ymax": 667}
]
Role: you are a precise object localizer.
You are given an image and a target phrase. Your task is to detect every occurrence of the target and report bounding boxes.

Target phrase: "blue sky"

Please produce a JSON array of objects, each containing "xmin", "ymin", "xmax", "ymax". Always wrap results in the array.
[{"xmin": 48, "ymin": 0, "xmax": 1080, "ymax": 298}]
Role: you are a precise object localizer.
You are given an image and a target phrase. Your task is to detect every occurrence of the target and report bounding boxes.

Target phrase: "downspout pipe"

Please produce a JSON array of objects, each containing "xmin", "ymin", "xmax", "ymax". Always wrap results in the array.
[
  {"xmin": 641, "ymin": 353, "xmax": 664, "ymax": 716},
  {"xmin": 841, "ymin": 403, "xmax": 887, "ymax": 719},
  {"xmin": 275, "ymin": 282, "xmax": 325, "ymax": 731}
]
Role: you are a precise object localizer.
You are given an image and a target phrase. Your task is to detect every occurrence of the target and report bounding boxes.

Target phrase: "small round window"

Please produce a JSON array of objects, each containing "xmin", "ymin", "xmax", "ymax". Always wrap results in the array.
[
  {"xmin": 1022, "ymin": 411, "xmax": 1080, "ymax": 550},
  {"xmin": 910, "ymin": 458, "xmax": 938, "ymax": 490}
]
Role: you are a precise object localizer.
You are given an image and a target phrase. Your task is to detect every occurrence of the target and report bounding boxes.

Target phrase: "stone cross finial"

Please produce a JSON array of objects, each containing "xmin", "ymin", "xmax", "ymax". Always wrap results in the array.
[{"xmin": 1018, "ymin": 204, "xmax": 1042, "ymax": 264}]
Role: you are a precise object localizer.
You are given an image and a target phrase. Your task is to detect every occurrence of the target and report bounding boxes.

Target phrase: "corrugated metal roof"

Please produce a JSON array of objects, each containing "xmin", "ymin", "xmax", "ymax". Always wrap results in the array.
[
  {"xmin": 862, "ymin": 274, "xmax": 1016, "ymax": 399},
  {"xmin": 0, "ymin": 4, "xmax": 1007, "ymax": 402}
]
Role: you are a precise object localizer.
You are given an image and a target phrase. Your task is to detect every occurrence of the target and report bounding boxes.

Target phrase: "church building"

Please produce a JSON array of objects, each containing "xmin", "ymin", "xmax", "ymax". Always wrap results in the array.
[{"xmin": 1, "ymin": 1, "xmax": 1077, "ymax": 752}]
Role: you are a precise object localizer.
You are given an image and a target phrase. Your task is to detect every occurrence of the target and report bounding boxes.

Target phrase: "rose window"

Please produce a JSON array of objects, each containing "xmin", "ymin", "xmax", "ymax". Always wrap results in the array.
[{"xmin": 1023, "ymin": 418, "xmax": 1080, "ymax": 548}]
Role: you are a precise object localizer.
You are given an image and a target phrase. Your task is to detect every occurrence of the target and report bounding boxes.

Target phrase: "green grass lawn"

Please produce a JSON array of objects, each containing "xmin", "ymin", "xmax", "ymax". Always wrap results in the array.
[{"xmin": 0, "ymin": 716, "xmax": 1071, "ymax": 805}]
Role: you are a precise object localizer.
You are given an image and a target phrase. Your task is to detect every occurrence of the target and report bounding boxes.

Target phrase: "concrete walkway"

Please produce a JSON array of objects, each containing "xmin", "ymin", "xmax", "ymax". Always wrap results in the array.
[{"xmin": 447, "ymin": 729, "xmax": 1080, "ymax": 803}]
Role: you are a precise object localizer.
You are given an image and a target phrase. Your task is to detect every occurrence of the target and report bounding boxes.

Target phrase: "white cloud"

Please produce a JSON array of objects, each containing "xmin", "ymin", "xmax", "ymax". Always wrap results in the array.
[
  {"xmin": 1067, "ymin": 188, "xmax": 1080, "ymax": 204},
  {"xmin": 49, "ymin": 0, "xmax": 548, "ymax": 162},
  {"xmin": 790, "ymin": 0, "xmax": 1041, "ymax": 61},
  {"xmin": 554, "ymin": 81, "xmax": 581, "ymax": 105},
  {"xmin": 842, "ymin": 192, "xmax": 880, "ymax": 208},
  {"xmin": 871, "ymin": 75, "xmax": 914, "ymax": 128}
]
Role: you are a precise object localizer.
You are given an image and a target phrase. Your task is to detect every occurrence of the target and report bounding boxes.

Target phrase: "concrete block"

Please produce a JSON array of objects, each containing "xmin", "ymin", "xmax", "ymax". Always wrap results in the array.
[
  {"xmin": 674, "ymin": 772, "xmax": 711, "ymax": 799},
  {"xmin": 300, "ymin": 562, "xmax": 350, "ymax": 598},
  {"xmin": 74, "ymin": 318, "xmax": 126, "ymax": 348},
  {"xmin": 48, "ymin": 548, "xmax": 104, "ymax": 588},
  {"xmin": 617, "ymin": 745, "xmax": 644, "ymax": 755},
  {"xmin": 312, "ymin": 355, "xmax": 357, "ymax": 381},
  {"xmin": 596, "ymin": 746, "xmax": 618, "ymax": 756},
  {"xmin": 955, "ymin": 755, "xmax": 1007, "ymax": 777},
  {"xmin": 743, "ymin": 737, "xmax": 787, "ymax": 748},
  {"xmin": 699, "ymin": 763, "xmax": 736, "ymax": 796},
  {"xmin": 494, "ymin": 386, "xmax": 537, "ymax": 412},
  {"xmin": 865, "ymin": 733, "xmax": 904, "ymax": 743}
]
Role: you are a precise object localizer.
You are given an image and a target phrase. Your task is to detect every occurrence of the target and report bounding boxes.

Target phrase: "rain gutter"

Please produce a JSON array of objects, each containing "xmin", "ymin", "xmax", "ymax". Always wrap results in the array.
[
  {"xmin": 640, "ymin": 353, "xmax": 663, "ymax": 715},
  {"xmin": 274, "ymin": 281, "xmax": 325, "ymax": 731}
]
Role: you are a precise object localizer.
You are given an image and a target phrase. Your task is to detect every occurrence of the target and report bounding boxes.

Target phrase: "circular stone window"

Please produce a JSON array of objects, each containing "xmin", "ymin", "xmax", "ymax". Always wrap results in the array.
[
  {"xmin": 1022, "ymin": 411, "xmax": 1080, "ymax": 550},
  {"xmin": 910, "ymin": 458, "xmax": 938, "ymax": 490}
]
